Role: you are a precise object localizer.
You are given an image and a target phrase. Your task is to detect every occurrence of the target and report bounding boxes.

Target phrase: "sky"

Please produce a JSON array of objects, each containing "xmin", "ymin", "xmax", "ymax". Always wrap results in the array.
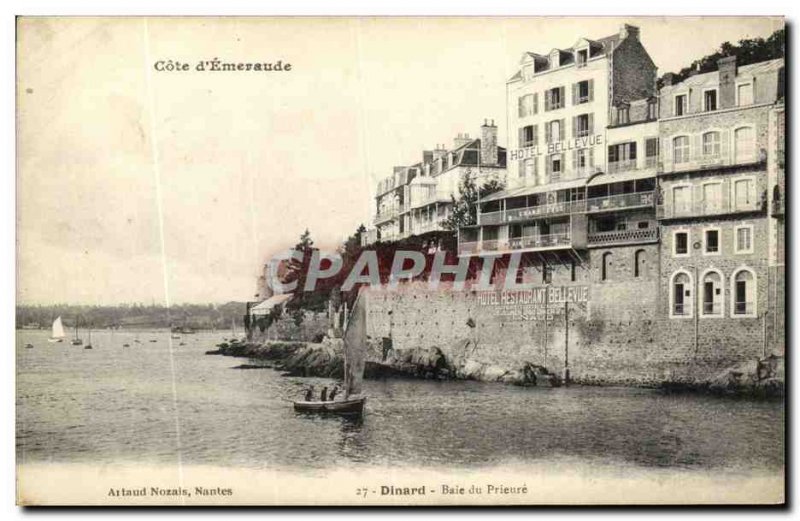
[{"xmin": 15, "ymin": 16, "xmax": 783, "ymax": 305}]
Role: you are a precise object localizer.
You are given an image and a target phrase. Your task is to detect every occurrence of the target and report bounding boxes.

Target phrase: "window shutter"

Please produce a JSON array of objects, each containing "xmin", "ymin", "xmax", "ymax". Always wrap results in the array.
[
  {"xmin": 560, "ymin": 87, "xmax": 566, "ymax": 107},
  {"xmin": 532, "ymin": 124, "xmax": 538, "ymax": 146},
  {"xmin": 545, "ymin": 122, "xmax": 551, "ymax": 143},
  {"xmin": 545, "ymin": 155, "xmax": 552, "ymax": 176},
  {"xmin": 572, "ymin": 83, "xmax": 578, "ymax": 105},
  {"xmin": 518, "ymin": 97, "xmax": 525, "ymax": 118},
  {"xmin": 589, "ymin": 147, "xmax": 595, "ymax": 167},
  {"xmin": 533, "ymin": 93, "xmax": 538, "ymax": 115},
  {"xmin": 518, "ymin": 127, "xmax": 524, "ymax": 147},
  {"xmin": 721, "ymin": 129, "xmax": 731, "ymax": 163},
  {"xmin": 721, "ymin": 178, "xmax": 730, "ymax": 211},
  {"xmin": 572, "ymin": 149, "xmax": 578, "ymax": 171},
  {"xmin": 559, "ymin": 119, "xmax": 565, "ymax": 141},
  {"xmin": 544, "ymin": 90, "xmax": 551, "ymax": 111},
  {"xmin": 572, "ymin": 116, "xmax": 578, "ymax": 139},
  {"xmin": 532, "ymin": 156, "xmax": 538, "ymax": 178},
  {"xmin": 589, "ymin": 79, "xmax": 594, "ymax": 102},
  {"xmin": 588, "ymin": 113, "xmax": 594, "ymax": 134},
  {"xmin": 692, "ymin": 184, "xmax": 702, "ymax": 215}
]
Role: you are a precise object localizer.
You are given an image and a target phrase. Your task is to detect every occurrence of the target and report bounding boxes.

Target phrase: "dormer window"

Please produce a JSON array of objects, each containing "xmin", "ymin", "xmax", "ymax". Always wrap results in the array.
[
  {"xmin": 576, "ymin": 49, "xmax": 588, "ymax": 67},
  {"xmin": 550, "ymin": 50, "xmax": 561, "ymax": 67},
  {"xmin": 522, "ymin": 63, "xmax": 534, "ymax": 81}
]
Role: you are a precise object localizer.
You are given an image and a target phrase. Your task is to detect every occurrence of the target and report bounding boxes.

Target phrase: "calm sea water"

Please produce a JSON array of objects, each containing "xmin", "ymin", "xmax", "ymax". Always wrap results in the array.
[{"xmin": 16, "ymin": 329, "xmax": 784, "ymax": 473}]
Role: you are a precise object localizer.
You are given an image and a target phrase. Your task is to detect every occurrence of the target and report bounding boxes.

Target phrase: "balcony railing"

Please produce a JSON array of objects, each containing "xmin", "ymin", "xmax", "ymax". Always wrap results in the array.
[
  {"xmin": 656, "ymin": 191, "xmax": 766, "ymax": 220},
  {"xmin": 413, "ymin": 220, "xmax": 445, "ymax": 234},
  {"xmin": 661, "ymin": 149, "xmax": 763, "ymax": 174},
  {"xmin": 587, "ymin": 227, "xmax": 659, "ymax": 246},
  {"xmin": 480, "ymin": 199, "xmax": 585, "ymax": 225},
  {"xmin": 457, "ymin": 233, "xmax": 571, "ymax": 256},
  {"xmin": 607, "ymin": 159, "xmax": 638, "ymax": 174},
  {"xmin": 409, "ymin": 192, "xmax": 451, "ymax": 211},
  {"xmin": 585, "ymin": 191, "xmax": 655, "ymax": 213},
  {"xmin": 373, "ymin": 208, "xmax": 399, "ymax": 225}
]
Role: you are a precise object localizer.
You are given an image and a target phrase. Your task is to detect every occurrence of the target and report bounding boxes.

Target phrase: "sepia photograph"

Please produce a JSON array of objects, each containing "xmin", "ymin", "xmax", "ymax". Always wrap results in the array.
[{"xmin": 14, "ymin": 15, "xmax": 786, "ymax": 506}]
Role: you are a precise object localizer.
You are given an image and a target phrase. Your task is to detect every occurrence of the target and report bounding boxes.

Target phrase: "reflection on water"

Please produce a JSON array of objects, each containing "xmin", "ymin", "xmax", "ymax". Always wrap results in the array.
[{"xmin": 16, "ymin": 330, "xmax": 784, "ymax": 472}]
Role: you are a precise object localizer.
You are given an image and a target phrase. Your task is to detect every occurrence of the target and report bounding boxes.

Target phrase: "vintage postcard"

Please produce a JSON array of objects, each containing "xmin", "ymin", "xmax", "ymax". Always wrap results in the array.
[{"xmin": 15, "ymin": 16, "xmax": 785, "ymax": 506}]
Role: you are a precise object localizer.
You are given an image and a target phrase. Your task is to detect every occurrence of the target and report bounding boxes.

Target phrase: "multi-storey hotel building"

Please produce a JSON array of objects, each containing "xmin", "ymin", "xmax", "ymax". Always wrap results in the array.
[
  {"xmin": 459, "ymin": 24, "xmax": 659, "ymax": 274},
  {"xmin": 364, "ymin": 121, "xmax": 507, "ymax": 245}
]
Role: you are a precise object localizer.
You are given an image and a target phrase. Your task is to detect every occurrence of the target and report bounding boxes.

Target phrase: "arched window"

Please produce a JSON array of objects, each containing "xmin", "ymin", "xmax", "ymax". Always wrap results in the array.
[
  {"xmin": 734, "ymin": 126, "xmax": 755, "ymax": 163},
  {"xmin": 601, "ymin": 252, "xmax": 611, "ymax": 281},
  {"xmin": 732, "ymin": 268, "xmax": 757, "ymax": 316},
  {"xmin": 701, "ymin": 270, "xmax": 723, "ymax": 316},
  {"xmin": 702, "ymin": 131, "xmax": 721, "ymax": 157},
  {"xmin": 634, "ymin": 249, "xmax": 646, "ymax": 278},
  {"xmin": 673, "ymin": 136, "xmax": 690, "ymax": 164},
  {"xmin": 671, "ymin": 271, "xmax": 693, "ymax": 317}
]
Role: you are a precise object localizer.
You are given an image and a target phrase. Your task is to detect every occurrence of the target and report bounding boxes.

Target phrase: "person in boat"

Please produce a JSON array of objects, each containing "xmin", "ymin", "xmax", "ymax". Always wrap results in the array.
[
  {"xmin": 328, "ymin": 385, "xmax": 339, "ymax": 401},
  {"xmin": 320, "ymin": 386, "xmax": 328, "ymax": 402},
  {"xmin": 304, "ymin": 386, "xmax": 314, "ymax": 402}
]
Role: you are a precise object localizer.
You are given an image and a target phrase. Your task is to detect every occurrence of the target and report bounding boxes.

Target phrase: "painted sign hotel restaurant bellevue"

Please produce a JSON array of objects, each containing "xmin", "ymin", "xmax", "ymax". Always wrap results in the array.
[{"xmin": 508, "ymin": 134, "xmax": 604, "ymax": 161}]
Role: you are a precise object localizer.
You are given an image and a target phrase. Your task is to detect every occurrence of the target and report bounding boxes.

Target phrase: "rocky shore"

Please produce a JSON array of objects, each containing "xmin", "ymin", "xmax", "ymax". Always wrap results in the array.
[{"xmin": 209, "ymin": 339, "xmax": 783, "ymax": 397}]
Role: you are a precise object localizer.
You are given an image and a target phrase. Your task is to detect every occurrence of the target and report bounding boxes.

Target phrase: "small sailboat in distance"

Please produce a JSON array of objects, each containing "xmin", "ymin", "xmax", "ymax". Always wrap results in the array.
[
  {"xmin": 47, "ymin": 316, "xmax": 66, "ymax": 343},
  {"xmin": 71, "ymin": 317, "xmax": 83, "ymax": 346},
  {"xmin": 293, "ymin": 292, "xmax": 367, "ymax": 416}
]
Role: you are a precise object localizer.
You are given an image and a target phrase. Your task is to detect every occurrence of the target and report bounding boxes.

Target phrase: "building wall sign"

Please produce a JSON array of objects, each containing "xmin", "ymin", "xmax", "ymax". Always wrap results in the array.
[
  {"xmin": 509, "ymin": 134, "xmax": 604, "ymax": 161},
  {"xmin": 477, "ymin": 286, "xmax": 589, "ymax": 321}
]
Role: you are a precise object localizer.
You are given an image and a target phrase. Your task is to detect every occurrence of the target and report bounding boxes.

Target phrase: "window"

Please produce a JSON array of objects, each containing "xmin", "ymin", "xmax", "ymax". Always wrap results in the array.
[
  {"xmin": 576, "ymin": 49, "xmax": 588, "ymax": 67},
  {"xmin": 601, "ymin": 252, "xmax": 611, "ymax": 281},
  {"xmin": 546, "ymin": 119, "xmax": 564, "ymax": 143},
  {"xmin": 518, "ymin": 94, "xmax": 536, "ymax": 118},
  {"xmin": 702, "ymin": 182, "xmax": 722, "ymax": 214},
  {"xmin": 575, "ymin": 148, "xmax": 589, "ymax": 172},
  {"xmin": 617, "ymin": 106, "xmax": 630, "ymax": 124},
  {"xmin": 735, "ymin": 224, "xmax": 754, "ymax": 254},
  {"xmin": 704, "ymin": 89, "xmax": 718, "ymax": 111},
  {"xmin": 647, "ymin": 99, "xmax": 658, "ymax": 120},
  {"xmin": 734, "ymin": 127, "xmax": 755, "ymax": 163},
  {"xmin": 645, "ymin": 137, "xmax": 659, "ymax": 167},
  {"xmin": 732, "ymin": 269, "xmax": 756, "ymax": 316},
  {"xmin": 671, "ymin": 271, "xmax": 693, "ymax": 317},
  {"xmin": 737, "ymin": 83, "xmax": 754, "ymax": 106},
  {"xmin": 522, "ymin": 64, "xmax": 535, "ymax": 81},
  {"xmin": 549, "ymin": 154, "xmax": 563, "ymax": 176},
  {"xmin": 608, "ymin": 142, "xmax": 637, "ymax": 170},
  {"xmin": 673, "ymin": 186, "xmax": 692, "ymax": 216},
  {"xmin": 734, "ymin": 178, "xmax": 754, "ymax": 210},
  {"xmin": 673, "ymin": 136, "xmax": 690, "ymax": 163},
  {"xmin": 634, "ymin": 249, "xmax": 645, "ymax": 278},
  {"xmin": 575, "ymin": 114, "xmax": 591, "ymax": 137},
  {"xmin": 545, "ymin": 86, "xmax": 565, "ymax": 111},
  {"xmin": 575, "ymin": 79, "xmax": 593, "ymax": 104},
  {"xmin": 702, "ymin": 131, "xmax": 721, "ymax": 157},
  {"xmin": 675, "ymin": 94, "xmax": 687, "ymax": 116},
  {"xmin": 704, "ymin": 229, "xmax": 720, "ymax": 254},
  {"xmin": 521, "ymin": 158, "xmax": 536, "ymax": 180},
  {"xmin": 519, "ymin": 125, "xmax": 537, "ymax": 147},
  {"xmin": 674, "ymin": 230, "xmax": 689, "ymax": 256},
  {"xmin": 702, "ymin": 271, "xmax": 723, "ymax": 316}
]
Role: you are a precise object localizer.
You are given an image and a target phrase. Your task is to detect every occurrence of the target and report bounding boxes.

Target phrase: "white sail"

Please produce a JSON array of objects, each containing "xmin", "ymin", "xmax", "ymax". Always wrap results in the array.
[
  {"xmin": 342, "ymin": 292, "xmax": 367, "ymax": 398},
  {"xmin": 51, "ymin": 317, "xmax": 65, "ymax": 339}
]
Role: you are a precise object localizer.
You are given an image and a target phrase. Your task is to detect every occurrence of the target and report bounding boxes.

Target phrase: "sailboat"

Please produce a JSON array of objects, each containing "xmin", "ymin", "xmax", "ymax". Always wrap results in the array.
[
  {"xmin": 47, "ymin": 316, "xmax": 66, "ymax": 343},
  {"xmin": 293, "ymin": 292, "xmax": 367, "ymax": 415},
  {"xmin": 71, "ymin": 317, "xmax": 83, "ymax": 346}
]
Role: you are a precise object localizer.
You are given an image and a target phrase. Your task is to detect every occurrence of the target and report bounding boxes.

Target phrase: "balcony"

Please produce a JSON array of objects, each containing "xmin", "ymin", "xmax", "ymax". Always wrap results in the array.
[
  {"xmin": 587, "ymin": 227, "xmax": 659, "ymax": 247},
  {"xmin": 409, "ymin": 192, "xmax": 451, "ymax": 211},
  {"xmin": 413, "ymin": 220, "xmax": 445, "ymax": 235},
  {"xmin": 657, "ymin": 191, "xmax": 766, "ymax": 220},
  {"xmin": 660, "ymin": 149, "xmax": 764, "ymax": 175},
  {"xmin": 585, "ymin": 191, "xmax": 655, "ymax": 213},
  {"xmin": 607, "ymin": 159, "xmax": 638, "ymax": 174},
  {"xmin": 479, "ymin": 199, "xmax": 585, "ymax": 225},
  {"xmin": 457, "ymin": 233, "xmax": 571, "ymax": 256},
  {"xmin": 373, "ymin": 208, "xmax": 399, "ymax": 225}
]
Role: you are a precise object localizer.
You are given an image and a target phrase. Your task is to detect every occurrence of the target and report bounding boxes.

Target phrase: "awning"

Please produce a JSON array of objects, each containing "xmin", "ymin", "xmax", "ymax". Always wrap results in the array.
[
  {"xmin": 586, "ymin": 169, "xmax": 657, "ymax": 186},
  {"xmin": 481, "ymin": 178, "xmax": 588, "ymax": 203},
  {"xmin": 250, "ymin": 293, "xmax": 293, "ymax": 316}
]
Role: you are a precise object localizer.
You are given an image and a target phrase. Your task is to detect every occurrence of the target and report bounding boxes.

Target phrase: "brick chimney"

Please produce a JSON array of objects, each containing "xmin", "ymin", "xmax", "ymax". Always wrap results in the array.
[
  {"xmin": 718, "ymin": 55, "xmax": 737, "ymax": 109},
  {"xmin": 480, "ymin": 119, "xmax": 498, "ymax": 166},
  {"xmin": 453, "ymin": 132, "xmax": 472, "ymax": 148},
  {"xmin": 620, "ymin": 24, "xmax": 640, "ymax": 41},
  {"xmin": 432, "ymin": 144, "xmax": 447, "ymax": 160}
]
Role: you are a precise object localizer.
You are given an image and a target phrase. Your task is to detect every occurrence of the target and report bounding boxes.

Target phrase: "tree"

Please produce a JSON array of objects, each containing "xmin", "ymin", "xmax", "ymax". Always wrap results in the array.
[{"xmin": 442, "ymin": 171, "xmax": 505, "ymax": 230}]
